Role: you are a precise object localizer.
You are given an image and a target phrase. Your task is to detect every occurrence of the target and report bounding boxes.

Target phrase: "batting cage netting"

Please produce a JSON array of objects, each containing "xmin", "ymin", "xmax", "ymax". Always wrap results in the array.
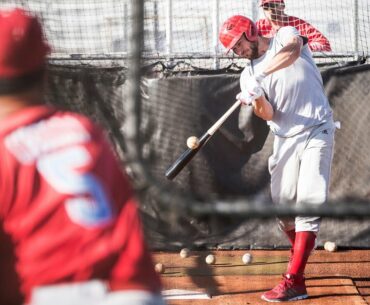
[{"xmin": 3, "ymin": 0, "xmax": 369, "ymax": 249}]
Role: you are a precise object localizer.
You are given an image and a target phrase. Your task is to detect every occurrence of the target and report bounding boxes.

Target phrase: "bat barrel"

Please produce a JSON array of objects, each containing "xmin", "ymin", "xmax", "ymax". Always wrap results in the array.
[
  {"xmin": 165, "ymin": 148, "xmax": 198, "ymax": 180},
  {"xmin": 165, "ymin": 100, "xmax": 241, "ymax": 181},
  {"xmin": 165, "ymin": 133, "xmax": 211, "ymax": 180}
]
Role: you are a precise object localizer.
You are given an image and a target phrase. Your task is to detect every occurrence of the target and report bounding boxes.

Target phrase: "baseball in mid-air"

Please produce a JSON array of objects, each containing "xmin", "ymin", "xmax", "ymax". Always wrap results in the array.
[
  {"xmin": 186, "ymin": 136, "xmax": 200, "ymax": 149},
  {"xmin": 154, "ymin": 263, "xmax": 165, "ymax": 273},
  {"xmin": 324, "ymin": 241, "xmax": 337, "ymax": 252},
  {"xmin": 180, "ymin": 248, "xmax": 190, "ymax": 258},
  {"xmin": 242, "ymin": 253, "xmax": 253, "ymax": 265},
  {"xmin": 205, "ymin": 254, "xmax": 216, "ymax": 265}
]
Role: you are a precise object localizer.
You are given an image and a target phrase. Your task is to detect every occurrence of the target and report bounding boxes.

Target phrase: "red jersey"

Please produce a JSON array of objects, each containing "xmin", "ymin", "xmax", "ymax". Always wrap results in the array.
[
  {"xmin": 256, "ymin": 16, "xmax": 332, "ymax": 52},
  {"xmin": 0, "ymin": 105, "xmax": 161, "ymax": 303}
]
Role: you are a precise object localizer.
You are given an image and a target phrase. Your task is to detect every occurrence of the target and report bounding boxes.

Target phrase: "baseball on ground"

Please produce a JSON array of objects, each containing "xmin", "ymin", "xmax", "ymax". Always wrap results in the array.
[
  {"xmin": 186, "ymin": 136, "xmax": 200, "ymax": 149},
  {"xmin": 242, "ymin": 253, "xmax": 253, "ymax": 264},
  {"xmin": 180, "ymin": 248, "xmax": 190, "ymax": 258},
  {"xmin": 205, "ymin": 254, "xmax": 215, "ymax": 265},
  {"xmin": 324, "ymin": 241, "xmax": 337, "ymax": 252},
  {"xmin": 154, "ymin": 263, "xmax": 165, "ymax": 273}
]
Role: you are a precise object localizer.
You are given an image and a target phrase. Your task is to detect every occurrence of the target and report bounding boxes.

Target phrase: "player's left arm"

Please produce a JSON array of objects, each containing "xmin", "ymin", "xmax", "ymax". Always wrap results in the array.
[
  {"xmin": 243, "ymin": 27, "xmax": 303, "ymax": 112},
  {"xmin": 262, "ymin": 29, "xmax": 303, "ymax": 76}
]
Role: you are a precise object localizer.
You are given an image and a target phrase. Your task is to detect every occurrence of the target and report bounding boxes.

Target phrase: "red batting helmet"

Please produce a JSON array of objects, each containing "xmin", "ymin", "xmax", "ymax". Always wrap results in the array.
[
  {"xmin": 0, "ymin": 8, "xmax": 50, "ymax": 79},
  {"xmin": 219, "ymin": 15, "xmax": 258, "ymax": 52},
  {"xmin": 260, "ymin": 0, "xmax": 285, "ymax": 6}
]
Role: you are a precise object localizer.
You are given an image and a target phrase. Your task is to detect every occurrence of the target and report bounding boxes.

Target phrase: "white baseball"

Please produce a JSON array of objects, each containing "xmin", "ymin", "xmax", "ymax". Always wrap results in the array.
[
  {"xmin": 186, "ymin": 136, "xmax": 200, "ymax": 149},
  {"xmin": 154, "ymin": 263, "xmax": 165, "ymax": 273},
  {"xmin": 242, "ymin": 253, "xmax": 253, "ymax": 265},
  {"xmin": 205, "ymin": 254, "xmax": 215, "ymax": 265},
  {"xmin": 324, "ymin": 241, "xmax": 337, "ymax": 252},
  {"xmin": 180, "ymin": 248, "xmax": 190, "ymax": 258}
]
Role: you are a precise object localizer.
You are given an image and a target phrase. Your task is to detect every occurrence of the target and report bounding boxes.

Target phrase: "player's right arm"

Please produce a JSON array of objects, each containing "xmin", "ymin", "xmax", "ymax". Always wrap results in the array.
[
  {"xmin": 237, "ymin": 88, "xmax": 274, "ymax": 121},
  {"xmin": 252, "ymin": 95, "xmax": 273, "ymax": 121},
  {"xmin": 239, "ymin": 68, "xmax": 273, "ymax": 121}
]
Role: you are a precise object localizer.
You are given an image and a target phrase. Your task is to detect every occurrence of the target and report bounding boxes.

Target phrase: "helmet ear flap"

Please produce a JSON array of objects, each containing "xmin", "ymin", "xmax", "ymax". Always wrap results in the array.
[
  {"xmin": 246, "ymin": 22, "xmax": 258, "ymax": 42},
  {"xmin": 250, "ymin": 24, "xmax": 257, "ymax": 39}
]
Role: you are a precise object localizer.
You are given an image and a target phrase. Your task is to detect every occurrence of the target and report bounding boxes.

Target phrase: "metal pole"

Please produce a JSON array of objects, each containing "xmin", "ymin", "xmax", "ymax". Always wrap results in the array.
[
  {"xmin": 212, "ymin": 0, "xmax": 220, "ymax": 69},
  {"xmin": 353, "ymin": 0, "xmax": 359, "ymax": 60},
  {"xmin": 165, "ymin": 0, "xmax": 173, "ymax": 56},
  {"xmin": 124, "ymin": 3, "xmax": 128, "ymax": 52},
  {"xmin": 125, "ymin": 0, "xmax": 148, "ymax": 189},
  {"xmin": 154, "ymin": 0, "xmax": 160, "ymax": 51},
  {"xmin": 251, "ymin": 0, "xmax": 259, "ymax": 21}
]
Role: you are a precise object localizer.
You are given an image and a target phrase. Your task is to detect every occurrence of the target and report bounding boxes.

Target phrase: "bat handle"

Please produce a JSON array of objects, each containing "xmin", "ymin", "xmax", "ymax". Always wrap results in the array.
[{"xmin": 207, "ymin": 100, "xmax": 242, "ymax": 135}]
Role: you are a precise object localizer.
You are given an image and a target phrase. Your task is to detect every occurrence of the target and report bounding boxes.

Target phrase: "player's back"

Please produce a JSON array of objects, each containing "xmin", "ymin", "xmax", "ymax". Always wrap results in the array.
[{"xmin": 0, "ymin": 105, "xmax": 161, "ymax": 302}]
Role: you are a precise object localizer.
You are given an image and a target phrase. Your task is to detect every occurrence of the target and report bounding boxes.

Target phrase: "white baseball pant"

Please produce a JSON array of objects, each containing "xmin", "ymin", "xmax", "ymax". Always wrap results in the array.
[
  {"xmin": 268, "ymin": 120, "xmax": 336, "ymax": 233},
  {"xmin": 28, "ymin": 280, "xmax": 167, "ymax": 305}
]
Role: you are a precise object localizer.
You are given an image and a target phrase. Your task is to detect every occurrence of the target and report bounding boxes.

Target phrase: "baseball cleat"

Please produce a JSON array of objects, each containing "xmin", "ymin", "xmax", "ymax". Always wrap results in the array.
[{"xmin": 261, "ymin": 273, "xmax": 308, "ymax": 302}]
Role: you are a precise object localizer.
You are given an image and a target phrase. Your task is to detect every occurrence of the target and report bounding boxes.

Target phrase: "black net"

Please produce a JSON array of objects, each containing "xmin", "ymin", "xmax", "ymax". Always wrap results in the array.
[
  {"xmin": 2, "ymin": 0, "xmax": 369, "ymax": 67},
  {"xmin": 43, "ymin": 63, "xmax": 370, "ymax": 249}
]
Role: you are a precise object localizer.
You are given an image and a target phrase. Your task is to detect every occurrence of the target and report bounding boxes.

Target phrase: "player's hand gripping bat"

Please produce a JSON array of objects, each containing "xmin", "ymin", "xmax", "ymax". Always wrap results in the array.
[{"xmin": 165, "ymin": 100, "xmax": 242, "ymax": 180}]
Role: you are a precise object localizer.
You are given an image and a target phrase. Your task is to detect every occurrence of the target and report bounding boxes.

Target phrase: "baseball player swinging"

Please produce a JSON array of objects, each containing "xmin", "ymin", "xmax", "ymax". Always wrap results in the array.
[{"xmin": 219, "ymin": 15, "xmax": 336, "ymax": 302}]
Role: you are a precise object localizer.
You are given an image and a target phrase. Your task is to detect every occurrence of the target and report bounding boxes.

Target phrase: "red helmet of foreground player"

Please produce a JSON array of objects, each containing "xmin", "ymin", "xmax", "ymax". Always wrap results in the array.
[
  {"xmin": 0, "ymin": 8, "xmax": 50, "ymax": 78},
  {"xmin": 219, "ymin": 15, "xmax": 258, "ymax": 52}
]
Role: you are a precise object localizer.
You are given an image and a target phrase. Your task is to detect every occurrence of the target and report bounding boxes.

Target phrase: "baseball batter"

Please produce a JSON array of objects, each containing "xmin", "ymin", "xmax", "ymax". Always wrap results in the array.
[
  {"xmin": 0, "ymin": 8, "xmax": 166, "ymax": 305},
  {"xmin": 219, "ymin": 15, "xmax": 336, "ymax": 302}
]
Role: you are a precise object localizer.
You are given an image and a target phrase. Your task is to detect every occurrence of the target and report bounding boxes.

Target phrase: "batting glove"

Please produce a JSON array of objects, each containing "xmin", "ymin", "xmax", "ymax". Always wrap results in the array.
[
  {"xmin": 245, "ymin": 72, "xmax": 266, "ymax": 98},
  {"xmin": 236, "ymin": 91, "xmax": 252, "ymax": 105},
  {"xmin": 236, "ymin": 90, "xmax": 262, "ymax": 106}
]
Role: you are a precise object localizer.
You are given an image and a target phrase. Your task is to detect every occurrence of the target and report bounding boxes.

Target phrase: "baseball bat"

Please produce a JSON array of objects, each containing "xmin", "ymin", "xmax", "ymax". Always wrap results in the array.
[{"xmin": 165, "ymin": 100, "xmax": 242, "ymax": 180}]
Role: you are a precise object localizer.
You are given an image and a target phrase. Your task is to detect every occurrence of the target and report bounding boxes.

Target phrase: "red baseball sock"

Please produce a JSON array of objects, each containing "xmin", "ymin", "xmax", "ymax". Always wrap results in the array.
[
  {"xmin": 284, "ymin": 229, "xmax": 296, "ymax": 247},
  {"xmin": 288, "ymin": 231, "xmax": 316, "ymax": 275}
]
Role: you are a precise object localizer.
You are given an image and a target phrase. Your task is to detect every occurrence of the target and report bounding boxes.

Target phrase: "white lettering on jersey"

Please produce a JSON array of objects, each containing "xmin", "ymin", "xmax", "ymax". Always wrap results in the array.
[
  {"xmin": 5, "ymin": 116, "xmax": 113, "ymax": 228},
  {"xmin": 5, "ymin": 116, "xmax": 90, "ymax": 164}
]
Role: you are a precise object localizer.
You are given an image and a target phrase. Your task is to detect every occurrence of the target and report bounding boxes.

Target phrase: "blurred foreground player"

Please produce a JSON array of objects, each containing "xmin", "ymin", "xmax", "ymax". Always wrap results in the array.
[
  {"xmin": 219, "ymin": 15, "xmax": 336, "ymax": 302},
  {"xmin": 0, "ymin": 8, "xmax": 165, "ymax": 305}
]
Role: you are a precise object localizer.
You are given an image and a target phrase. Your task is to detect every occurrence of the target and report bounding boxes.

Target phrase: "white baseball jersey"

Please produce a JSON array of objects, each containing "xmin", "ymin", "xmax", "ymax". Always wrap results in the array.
[{"xmin": 240, "ymin": 26, "xmax": 333, "ymax": 137}]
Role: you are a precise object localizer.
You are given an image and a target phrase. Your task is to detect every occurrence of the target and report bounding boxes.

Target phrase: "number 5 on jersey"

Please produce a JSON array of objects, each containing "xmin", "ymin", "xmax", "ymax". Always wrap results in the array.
[{"xmin": 37, "ymin": 146, "xmax": 113, "ymax": 228}]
